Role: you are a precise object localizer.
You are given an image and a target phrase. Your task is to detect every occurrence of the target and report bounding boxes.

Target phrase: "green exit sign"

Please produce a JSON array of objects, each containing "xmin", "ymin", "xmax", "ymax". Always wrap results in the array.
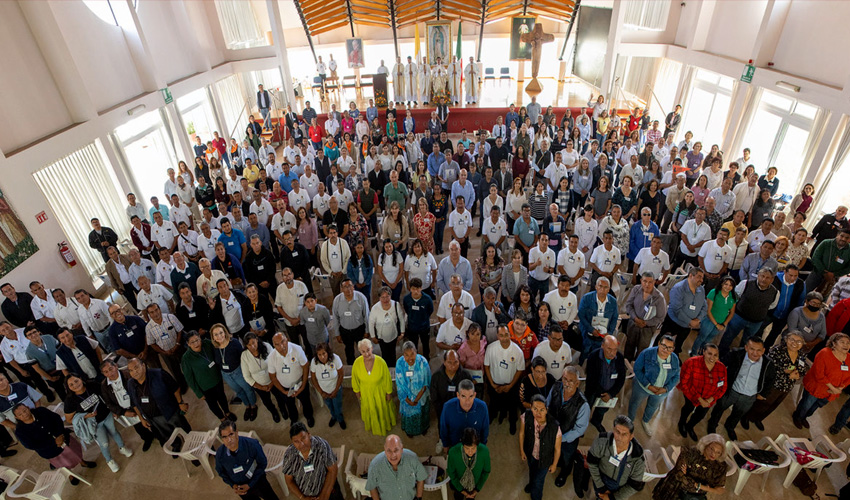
[
  {"xmin": 161, "ymin": 87, "xmax": 173, "ymax": 104},
  {"xmin": 741, "ymin": 64, "xmax": 755, "ymax": 83}
]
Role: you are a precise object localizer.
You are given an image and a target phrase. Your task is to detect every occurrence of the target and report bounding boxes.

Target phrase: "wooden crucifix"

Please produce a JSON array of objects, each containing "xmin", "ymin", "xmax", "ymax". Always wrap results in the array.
[{"xmin": 520, "ymin": 23, "xmax": 555, "ymax": 96}]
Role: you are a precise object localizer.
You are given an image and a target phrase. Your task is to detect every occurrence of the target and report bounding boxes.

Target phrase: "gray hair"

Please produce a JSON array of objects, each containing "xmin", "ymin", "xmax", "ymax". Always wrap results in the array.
[
  {"xmin": 483, "ymin": 287, "xmax": 497, "ymax": 298},
  {"xmin": 458, "ymin": 379, "xmax": 475, "ymax": 393},
  {"xmin": 449, "ymin": 240, "xmax": 461, "ymax": 251},
  {"xmin": 612, "ymin": 415, "xmax": 634, "ymax": 433},
  {"xmin": 597, "ymin": 277, "xmax": 610, "ymax": 286},
  {"xmin": 697, "ymin": 433, "xmax": 726, "ymax": 455},
  {"xmin": 757, "ymin": 267, "xmax": 775, "ymax": 278},
  {"xmin": 402, "ymin": 341, "xmax": 417, "ymax": 353},
  {"xmin": 563, "ymin": 366, "xmax": 580, "ymax": 378},
  {"xmin": 641, "ymin": 272, "xmax": 655, "ymax": 280},
  {"xmin": 357, "ymin": 338, "xmax": 373, "ymax": 351},
  {"xmin": 250, "ymin": 234, "xmax": 262, "ymax": 242}
]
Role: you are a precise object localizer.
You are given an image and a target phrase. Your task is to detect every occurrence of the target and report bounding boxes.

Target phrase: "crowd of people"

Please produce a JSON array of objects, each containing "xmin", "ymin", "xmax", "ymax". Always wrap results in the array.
[{"xmin": 5, "ymin": 92, "xmax": 850, "ymax": 499}]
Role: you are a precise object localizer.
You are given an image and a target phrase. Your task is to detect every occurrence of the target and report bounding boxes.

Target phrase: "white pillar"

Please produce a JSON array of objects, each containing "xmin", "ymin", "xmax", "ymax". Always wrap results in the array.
[
  {"xmin": 600, "ymin": 0, "xmax": 625, "ymax": 99},
  {"xmin": 266, "ymin": 0, "xmax": 296, "ymax": 107},
  {"xmin": 113, "ymin": 0, "xmax": 162, "ymax": 91}
]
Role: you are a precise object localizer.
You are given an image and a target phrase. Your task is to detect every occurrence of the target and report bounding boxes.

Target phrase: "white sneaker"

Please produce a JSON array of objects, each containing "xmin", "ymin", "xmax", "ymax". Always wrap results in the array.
[
  {"xmin": 107, "ymin": 460, "xmax": 120, "ymax": 473},
  {"xmin": 435, "ymin": 441, "xmax": 443, "ymax": 454},
  {"xmin": 119, "ymin": 447, "xmax": 133, "ymax": 457},
  {"xmin": 641, "ymin": 420, "xmax": 654, "ymax": 437}
]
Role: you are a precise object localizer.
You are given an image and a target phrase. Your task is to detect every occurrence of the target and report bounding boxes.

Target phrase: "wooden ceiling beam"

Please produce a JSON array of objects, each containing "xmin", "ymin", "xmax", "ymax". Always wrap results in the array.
[
  {"xmin": 305, "ymin": 8, "xmax": 347, "ymax": 23},
  {"xmin": 311, "ymin": 22, "xmax": 350, "ymax": 35},
  {"xmin": 309, "ymin": 16, "xmax": 349, "ymax": 29},
  {"xmin": 351, "ymin": 12, "xmax": 391, "ymax": 22},
  {"xmin": 441, "ymin": 2, "xmax": 479, "ymax": 16},
  {"xmin": 302, "ymin": 3, "xmax": 345, "ymax": 16}
]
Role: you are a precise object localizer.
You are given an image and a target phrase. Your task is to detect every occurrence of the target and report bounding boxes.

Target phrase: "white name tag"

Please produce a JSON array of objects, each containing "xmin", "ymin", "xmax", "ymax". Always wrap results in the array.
[
  {"xmin": 662, "ymin": 363, "xmax": 672, "ymax": 370},
  {"xmin": 406, "ymin": 371, "xmax": 413, "ymax": 377},
  {"xmin": 292, "ymin": 251, "xmax": 299, "ymax": 257},
  {"xmin": 222, "ymin": 364, "xmax": 229, "ymax": 370},
  {"xmin": 208, "ymin": 361, "xmax": 216, "ymax": 368},
  {"xmin": 188, "ymin": 312, "xmax": 196, "ymax": 318},
  {"xmin": 303, "ymin": 464, "xmax": 314, "ymax": 473},
  {"xmin": 233, "ymin": 466, "xmax": 244, "ymax": 473},
  {"xmin": 307, "ymin": 317, "xmax": 316, "ymax": 323},
  {"xmin": 344, "ymin": 311, "xmax": 352, "ymax": 316},
  {"xmin": 608, "ymin": 456, "xmax": 621, "ymax": 467},
  {"xmin": 689, "ymin": 305, "xmax": 696, "ymax": 310},
  {"xmin": 412, "ymin": 305, "xmax": 420, "ymax": 311},
  {"xmin": 843, "ymin": 365, "xmax": 849, "ymax": 372},
  {"xmin": 610, "ymin": 373, "xmax": 618, "ymax": 379},
  {"xmin": 141, "ymin": 397, "xmax": 150, "ymax": 403},
  {"xmin": 257, "ymin": 265, "xmax": 264, "ymax": 270},
  {"xmin": 448, "ymin": 385, "xmax": 456, "ymax": 392},
  {"xmin": 717, "ymin": 380, "xmax": 724, "ymax": 387}
]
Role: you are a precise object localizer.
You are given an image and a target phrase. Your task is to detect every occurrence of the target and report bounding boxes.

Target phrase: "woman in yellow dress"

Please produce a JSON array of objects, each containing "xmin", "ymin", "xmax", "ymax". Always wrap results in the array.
[{"xmin": 351, "ymin": 338, "xmax": 396, "ymax": 436}]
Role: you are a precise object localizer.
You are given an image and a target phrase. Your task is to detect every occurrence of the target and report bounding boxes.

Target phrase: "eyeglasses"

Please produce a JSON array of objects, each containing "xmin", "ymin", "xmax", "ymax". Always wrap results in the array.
[
  {"xmin": 787, "ymin": 338, "xmax": 804, "ymax": 345},
  {"xmin": 659, "ymin": 344, "xmax": 675, "ymax": 351}
]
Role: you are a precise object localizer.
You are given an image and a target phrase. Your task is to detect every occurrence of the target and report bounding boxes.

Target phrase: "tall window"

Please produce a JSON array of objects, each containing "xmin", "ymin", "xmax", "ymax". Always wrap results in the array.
[
  {"xmin": 214, "ymin": 0, "xmax": 268, "ymax": 50},
  {"xmin": 623, "ymin": 0, "xmax": 670, "ymax": 31},
  {"xmin": 33, "ymin": 141, "xmax": 130, "ymax": 279},
  {"xmin": 177, "ymin": 88, "xmax": 220, "ymax": 146},
  {"xmin": 216, "ymin": 75, "xmax": 250, "ymax": 142},
  {"xmin": 739, "ymin": 90, "xmax": 821, "ymax": 194},
  {"xmin": 113, "ymin": 109, "xmax": 179, "ymax": 206},
  {"xmin": 647, "ymin": 59, "xmax": 682, "ymax": 129},
  {"xmin": 679, "ymin": 69, "xmax": 734, "ymax": 149}
]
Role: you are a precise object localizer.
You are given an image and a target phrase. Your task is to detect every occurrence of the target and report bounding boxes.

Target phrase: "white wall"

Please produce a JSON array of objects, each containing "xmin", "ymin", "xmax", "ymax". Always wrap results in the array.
[
  {"xmin": 0, "ymin": 1, "xmax": 73, "ymax": 153},
  {"xmin": 704, "ymin": 0, "xmax": 767, "ymax": 62},
  {"xmin": 771, "ymin": 0, "xmax": 850, "ymax": 88},
  {"xmin": 136, "ymin": 1, "xmax": 208, "ymax": 84}
]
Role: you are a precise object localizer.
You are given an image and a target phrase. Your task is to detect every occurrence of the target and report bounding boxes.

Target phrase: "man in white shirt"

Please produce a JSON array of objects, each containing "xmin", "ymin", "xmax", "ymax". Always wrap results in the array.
[
  {"xmin": 616, "ymin": 138, "xmax": 638, "ymax": 168},
  {"xmin": 283, "ymin": 138, "xmax": 300, "ymax": 165},
  {"xmin": 673, "ymin": 208, "xmax": 712, "ymax": 273},
  {"xmin": 274, "ymin": 267, "xmax": 310, "ymax": 357},
  {"xmin": 73, "ymin": 290, "xmax": 112, "ymax": 350},
  {"xmin": 543, "ymin": 276, "xmax": 578, "ymax": 335},
  {"xmin": 168, "ymin": 195, "xmax": 192, "ymax": 230},
  {"xmin": 544, "ymin": 152, "xmax": 568, "ymax": 192},
  {"xmin": 249, "ymin": 189, "xmax": 274, "ymax": 227},
  {"xmin": 265, "ymin": 153, "xmax": 284, "ymax": 181},
  {"xmin": 558, "ymin": 235, "xmax": 587, "ymax": 292},
  {"xmin": 226, "ymin": 169, "xmax": 243, "ymax": 198},
  {"xmin": 28, "ymin": 282, "xmax": 57, "ymax": 332},
  {"xmin": 531, "ymin": 325, "xmax": 572, "ymax": 378},
  {"xmin": 528, "ymin": 233, "xmax": 556, "ymax": 303},
  {"xmin": 698, "ymin": 227, "xmax": 733, "ymax": 290},
  {"xmin": 163, "ymin": 168, "xmax": 179, "ymax": 201},
  {"xmin": 287, "ymin": 180, "xmax": 311, "ymax": 215},
  {"xmin": 51, "ymin": 289, "xmax": 81, "ymax": 331},
  {"xmin": 258, "ymin": 138, "xmax": 275, "ymax": 167},
  {"xmin": 633, "ymin": 236, "xmax": 671, "ymax": 286},
  {"xmin": 319, "ymin": 226, "xmax": 351, "ymax": 297},
  {"xmin": 481, "ymin": 205, "xmax": 508, "ymax": 249},
  {"xmin": 436, "ymin": 303, "xmax": 472, "ymax": 351},
  {"xmin": 324, "ymin": 113, "xmax": 339, "ymax": 139},
  {"xmin": 710, "ymin": 178, "xmax": 737, "ymax": 220},
  {"xmin": 127, "ymin": 249, "xmax": 156, "ymax": 291},
  {"xmin": 154, "ymin": 248, "xmax": 176, "ymax": 289},
  {"xmin": 272, "ymin": 199, "xmax": 297, "ymax": 244},
  {"xmin": 732, "ymin": 173, "xmax": 759, "ymax": 214},
  {"xmin": 300, "ymin": 164, "xmax": 321, "ymax": 200},
  {"xmin": 448, "ymin": 196, "xmax": 474, "ymax": 258},
  {"xmin": 0, "ymin": 323, "xmax": 55, "ymax": 399},
  {"xmin": 589, "ymin": 230, "xmax": 622, "ymax": 288},
  {"xmin": 176, "ymin": 221, "xmax": 201, "ymax": 263},
  {"xmin": 267, "ymin": 332, "xmax": 314, "ymax": 426},
  {"xmin": 332, "ymin": 180, "xmax": 354, "ymax": 212},
  {"xmin": 126, "ymin": 193, "xmax": 147, "ymax": 223},
  {"xmin": 312, "ymin": 182, "xmax": 331, "ymax": 220},
  {"xmin": 437, "ymin": 274, "xmax": 475, "ymax": 323},
  {"xmin": 196, "ymin": 223, "xmax": 221, "ymax": 261},
  {"xmin": 151, "ymin": 212, "xmax": 178, "ymax": 254},
  {"xmin": 484, "ymin": 325, "xmax": 525, "ymax": 433},
  {"xmin": 136, "ymin": 275, "xmax": 173, "ymax": 319},
  {"xmin": 747, "ymin": 218, "xmax": 777, "ymax": 252}
]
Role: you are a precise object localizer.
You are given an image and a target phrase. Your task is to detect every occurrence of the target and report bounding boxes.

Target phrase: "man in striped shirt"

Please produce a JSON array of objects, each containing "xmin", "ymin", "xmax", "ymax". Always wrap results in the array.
[{"xmin": 282, "ymin": 422, "xmax": 343, "ymax": 499}]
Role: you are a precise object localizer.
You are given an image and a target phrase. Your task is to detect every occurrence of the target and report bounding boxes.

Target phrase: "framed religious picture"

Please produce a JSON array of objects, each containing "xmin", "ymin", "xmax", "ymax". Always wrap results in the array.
[
  {"xmin": 426, "ymin": 21, "xmax": 452, "ymax": 65},
  {"xmin": 510, "ymin": 16, "xmax": 536, "ymax": 60},
  {"xmin": 346, "ymin": 38, "xmax": 364, "ymax": 69},
  {"xmin": 0, "ymin": 189, "xmax": 37, "ymax": 278}
]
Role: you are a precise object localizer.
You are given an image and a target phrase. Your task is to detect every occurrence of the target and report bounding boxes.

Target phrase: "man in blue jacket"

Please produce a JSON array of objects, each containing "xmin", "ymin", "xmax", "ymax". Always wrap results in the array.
[
  {"xmin": 627, "ymin": 208, "xmax": 660, "ymax": 272},
  {"xmin": 215, "ymin": 420, "xmax": 277, "ymax": 499},
  {"xmin": 439, "ymin": 379, "xmax": 489, "ymax": 449},
  {"xmin": 628, "ymin": 334, "xmax": 681, "ymax": 436},
  {"xmin": 660, "ymin": 267, "xmax": 707, "ymax": 354},
  {"xmin": 758, "ymin": 265, "xmax": 806, "ymax": 348},
  {"xmin": 577, "ymin": 277, "xmax": 618, "ymax": 364}
]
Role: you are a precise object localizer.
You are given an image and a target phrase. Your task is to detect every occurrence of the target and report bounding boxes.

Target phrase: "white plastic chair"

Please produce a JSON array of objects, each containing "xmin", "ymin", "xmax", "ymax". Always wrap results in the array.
[
  {"xmin": 6, "ymin": 468, "xmax": 90, "ymax": 500},
  {"xmin": 347, "ymin": 451, "xmax": 374, "ymax": 499},
  {"xmin": 659, "ymin": 273, "xmax": 687, "ymax": 298},
  {"xmin": 263, "ymin": 443, "xmax": 290, "ymax": 495},
  {"xmin": 642, "ymin": 448, "xmax": 673, "ymax": 482},
  {"xmin": 0, "ymin": 466, "xmax": 24, "ymax": 500},
  {"xmin": 420, "ymin": 455, "xmax": 450, "ymax": 500},
  {"xmin": 725, "ymin": 437, "xmax": 792, "ymax": 495},
  {"xmin": 776, "ymin": 433, "xmax": 847, "ymax": 488},
  {"xmin": 663, "ymin": 445, "xmax": 737, "ymax": 478},
  {"xmin": 162, "ymin": 429, "xmax": 217, "ymax": 479}
]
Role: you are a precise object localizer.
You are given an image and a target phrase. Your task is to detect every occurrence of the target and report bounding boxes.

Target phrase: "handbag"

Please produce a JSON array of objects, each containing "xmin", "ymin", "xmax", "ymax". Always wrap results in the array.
[{"xmin": 792, "ymin": 469, "xmax": 818, "ymax": 497}]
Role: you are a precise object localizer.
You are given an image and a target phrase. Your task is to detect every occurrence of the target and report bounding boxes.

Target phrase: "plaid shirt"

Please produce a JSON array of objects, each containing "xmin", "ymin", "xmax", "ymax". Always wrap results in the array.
[
  {"xmin": 145, "ymin": 314, "xmax": 183, "ymax": 351},
  {"xmin": 678, "ymin": 355, "xmax": 727, "ymax": 406}
]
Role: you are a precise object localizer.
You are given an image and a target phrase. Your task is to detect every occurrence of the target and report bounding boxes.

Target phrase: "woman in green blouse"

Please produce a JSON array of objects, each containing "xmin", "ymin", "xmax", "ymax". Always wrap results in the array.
[{"xmin": 447, "ymin": 428, "xmax": 491, "ymax": 500}]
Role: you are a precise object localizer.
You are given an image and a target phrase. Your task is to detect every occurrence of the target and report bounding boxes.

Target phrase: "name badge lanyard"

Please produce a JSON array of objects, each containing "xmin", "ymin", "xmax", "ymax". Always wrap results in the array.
[{"xmin": 613, "ymin": 443, "xmax": 631, "ymax": 485}]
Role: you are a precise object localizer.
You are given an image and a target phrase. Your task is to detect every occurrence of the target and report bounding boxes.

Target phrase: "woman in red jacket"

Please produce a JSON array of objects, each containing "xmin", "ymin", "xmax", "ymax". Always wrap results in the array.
[
  {"xmin": 792, "ymin": 332, "xmax": 850, "ymax": 428},
  {"xmin": 677, "ymin": 343, "xmax": 727, "ymax": 440},
  {"xmin": 826, "ymin": 297, "xmax": 850, "ymax": 336}
]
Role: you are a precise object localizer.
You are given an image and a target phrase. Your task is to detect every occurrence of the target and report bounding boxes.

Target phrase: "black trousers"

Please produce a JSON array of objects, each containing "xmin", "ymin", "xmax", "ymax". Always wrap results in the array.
[
  {"xmin": 256, "ymin": 386, "xmax": 288, "ymax": 418},
  {"xmin": 487, "ymin": 383, "xmax": 519, "ymax": 424},
  {"xmin": 131, "ymin": 420, "xmax": 156, "ymax": 445},
  {"xmin": 339, "ymin": 325, "xmax": 366, "ymax": 365},
  {"xmin": 286, "ymin": 325, "xmax": 313, "ymax": 359},
  {"xmin": 406, "ymin": 327, "xmax": 431, "ymax": 360},
  {"xmin": 281, "ymin": 385, "xmax": 314, "ymax": 422},
  {"xmin": 9, "ymin": 363, "xmax": 54, "ymax": 401},
  {"xmin": 679, "ymin": 401, "xmax": 710, "ymax": 430},
  {"xmin": 202, "ymin": 383, "xmax": 231, "ymax": 420},
  {"xmin": 158, "ymin": 351, "xmax": 189, "ymax": 393},
  {"xmin": 378, "ymin": 338, "xmax": 398, "ymax": 361},
  {"xmin": 151, "ymin": 413, "xmax": 191, "ymax": 446}
]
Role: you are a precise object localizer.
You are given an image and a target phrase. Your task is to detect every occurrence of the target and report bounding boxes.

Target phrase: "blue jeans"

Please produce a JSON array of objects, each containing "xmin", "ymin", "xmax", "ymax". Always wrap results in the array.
[
  {"xmin": 527, "ymin": 457, "xmax": 550, "ymax": 500},
  {"xmin": 718, "ymin": 314, "xmax": 764, "ymax": 353},
  {"xmin": 833, "ymin": 397, "xmax": 850, "ymax": 429},
  {"xmin": 691, "ymin": 317, "xmax": 721, "ymax": 356},
  {"xmin": 95, "ymin": 414, "xmax": 125, "ymax": 462},
  {"xmin": 628, "ymin": 383, "xmax": 667, "ymax": 423},
  {"xmin": 222, "ymin": 369, "xmax": 257, "ymax": 406},
  {"xmin": 259, "ymin": 107, "xmax": 271, "ymax": 130},
  {"xmin": 794, "ymin": 390, "xmax": 830, "ymax": 421},
  {"xmin": 324, "ymin": 391, "xmax": 345, "ymax": 423}
]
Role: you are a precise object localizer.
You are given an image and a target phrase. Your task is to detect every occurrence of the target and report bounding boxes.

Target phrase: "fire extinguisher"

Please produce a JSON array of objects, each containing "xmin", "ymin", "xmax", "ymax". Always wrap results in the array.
[{"xmin": 57, "ymin": 241, "xmax": 77, "ymax": 267}]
